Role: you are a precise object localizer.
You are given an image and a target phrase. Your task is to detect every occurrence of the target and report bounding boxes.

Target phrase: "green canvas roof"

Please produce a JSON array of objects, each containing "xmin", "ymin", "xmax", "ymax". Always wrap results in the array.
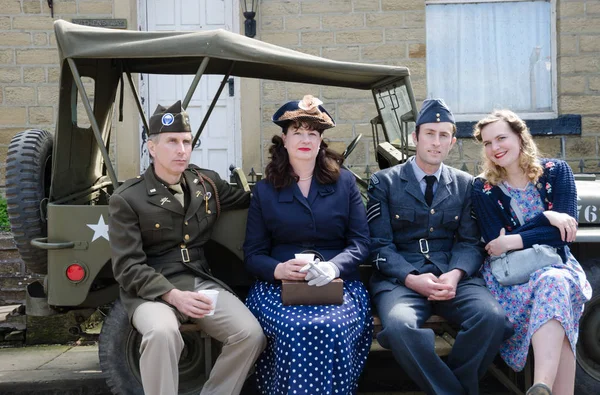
[{"xmin": 54, "ymin": 20, "xmax": 410, "ymax": 90}]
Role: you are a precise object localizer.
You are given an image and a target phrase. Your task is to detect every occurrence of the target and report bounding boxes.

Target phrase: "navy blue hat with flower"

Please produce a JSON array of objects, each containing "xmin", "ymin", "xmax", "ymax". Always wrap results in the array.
[
  {"xmin": 272, "ymin": 95, "xmax": 335, "ymax": 130},
  {"xmin": 148, "ymin": 100, "xmax": 192, "ymax": 135},
  {"xmin": 415, "ymin": 98, "xmax": 455, "ymax": 128}
]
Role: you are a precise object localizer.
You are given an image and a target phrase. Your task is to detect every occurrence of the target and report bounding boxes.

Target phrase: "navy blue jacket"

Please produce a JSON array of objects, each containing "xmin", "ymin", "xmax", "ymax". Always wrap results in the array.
[
  {"xmin": 471, "ymin": 158, "xmax": 577, "ymax": 262},
  {"xmin": 243, "ymin": 169, "xmax": 370, "ymax": 283}
]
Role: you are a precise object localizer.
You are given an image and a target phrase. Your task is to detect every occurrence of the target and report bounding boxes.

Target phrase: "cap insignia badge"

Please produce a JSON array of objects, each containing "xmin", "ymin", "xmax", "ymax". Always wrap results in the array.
[{"xmin": 161, "ymin": 113, "xmax": 174, "ymax": 126}]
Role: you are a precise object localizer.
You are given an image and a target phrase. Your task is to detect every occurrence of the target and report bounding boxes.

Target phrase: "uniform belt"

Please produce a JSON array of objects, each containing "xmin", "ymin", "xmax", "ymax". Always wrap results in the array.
[
  {"xmin": 396, "ymin": 239, "xmax": 453, "ymax": 254},
  {"xmin": 147, "ymin": 247, "xmax": 203, "ymax": 265}
]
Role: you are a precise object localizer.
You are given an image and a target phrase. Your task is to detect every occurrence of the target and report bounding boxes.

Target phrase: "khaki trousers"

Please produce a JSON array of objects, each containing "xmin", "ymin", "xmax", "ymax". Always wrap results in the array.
[{"xmin": 132, "ymin": 281, "xmax": 266, "ymax": 395}]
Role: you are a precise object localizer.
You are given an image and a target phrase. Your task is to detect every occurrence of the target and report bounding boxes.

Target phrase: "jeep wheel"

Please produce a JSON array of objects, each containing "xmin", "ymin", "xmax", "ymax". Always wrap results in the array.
[
  {"xmin": 576, "ymin": 258, "xmax": 600, "ymax": 395},
  {"xmin": 5, "ymin": 129, "xmax": 53, "ymax": 274},
  {"xmin": 99, "ymin": 300, "xmax": 214, "ymax": 395}
]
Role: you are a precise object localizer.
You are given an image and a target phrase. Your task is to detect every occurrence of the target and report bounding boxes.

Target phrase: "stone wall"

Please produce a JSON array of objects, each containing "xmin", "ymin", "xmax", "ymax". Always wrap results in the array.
[
  {"xmin": 556, "ymin": 0, "xmax": 600, "ymax": 173},
  {"xmin": 0, "ymin": 0, "xmax": 599, "ymax": 183},
  {"xmin": 258, "ymin": 0, "xmax": 427, "ymax": 177},
  {"xmin": 0, "ymin": 0, "xmax": 114, "ymax": 187},
  {"xmin": 0, "ymin": 232, "xmax": 40, "ymax": 306},
  {"xmin": 258, "ymin": 0, "xmax": 600, "ymax": 176}
]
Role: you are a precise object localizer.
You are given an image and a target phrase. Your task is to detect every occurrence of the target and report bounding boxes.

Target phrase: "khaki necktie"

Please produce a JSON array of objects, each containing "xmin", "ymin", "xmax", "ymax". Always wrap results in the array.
[{"xmin": 168, "ymin": 183, "xmax": 185, "ymax": 207}]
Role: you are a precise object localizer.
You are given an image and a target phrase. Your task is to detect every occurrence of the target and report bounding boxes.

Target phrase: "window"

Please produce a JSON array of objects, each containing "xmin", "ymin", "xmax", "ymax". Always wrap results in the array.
[{"xmin": 426, "ymin": 0, "xmax": 556, "ymax": 120}]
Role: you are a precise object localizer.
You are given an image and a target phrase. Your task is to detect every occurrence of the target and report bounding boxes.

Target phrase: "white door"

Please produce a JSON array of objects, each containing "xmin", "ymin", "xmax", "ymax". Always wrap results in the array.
[{"xmin": 144, "ymin": 0, "xmax": 238, "ymax": 180}]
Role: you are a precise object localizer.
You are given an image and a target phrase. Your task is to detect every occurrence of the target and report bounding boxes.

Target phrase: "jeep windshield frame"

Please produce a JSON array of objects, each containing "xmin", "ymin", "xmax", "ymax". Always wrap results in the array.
[
  {"xmin": 51, "ymin": 20, "xmax": 415, "ymax": 203},
  {"xmin": 373, "ymin": 81, "xmax": 418, "ymax": 155}
]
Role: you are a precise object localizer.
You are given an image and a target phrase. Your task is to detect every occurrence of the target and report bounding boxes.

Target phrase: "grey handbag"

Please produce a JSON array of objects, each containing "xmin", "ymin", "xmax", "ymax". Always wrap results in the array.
[
  {"xmin": 490, "ymin": 244, "xmax": 562, "ymax": 286},
  {"xmin": 489, "ymin": 182, "xmax": 563, "ymax": 286}
]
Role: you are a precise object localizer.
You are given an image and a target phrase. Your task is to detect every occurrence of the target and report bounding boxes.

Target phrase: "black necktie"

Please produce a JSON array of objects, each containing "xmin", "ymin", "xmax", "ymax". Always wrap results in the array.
[{"xmin": 424, "ymin": 175, "xmax": 436, "ymax": 206}]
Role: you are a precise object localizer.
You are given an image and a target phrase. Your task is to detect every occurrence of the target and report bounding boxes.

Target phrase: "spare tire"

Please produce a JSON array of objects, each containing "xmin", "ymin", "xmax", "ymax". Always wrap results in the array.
[
  {"xmin": 5, "ymin": 129, "xmax": 53, "ymax": 274},
  {"xmin": 576, "ymin": 258, "xmax": 600, "ymax": 395},
  {"xmin": 99, "ymin": 300, "xmax": 216, "ymax": 395}
]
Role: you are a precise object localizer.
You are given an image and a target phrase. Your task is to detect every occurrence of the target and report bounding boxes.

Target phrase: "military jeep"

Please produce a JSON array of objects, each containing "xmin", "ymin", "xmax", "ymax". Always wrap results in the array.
[{"xmin": 4, "ymin": 20, "xmax": 599, "ymax": 395}]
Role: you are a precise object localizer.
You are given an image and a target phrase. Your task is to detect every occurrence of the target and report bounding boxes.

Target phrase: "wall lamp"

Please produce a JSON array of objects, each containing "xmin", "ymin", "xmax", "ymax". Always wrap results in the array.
[{"xmin": 241, "ymin": 0, "xmax": 257, "ymax": 38}]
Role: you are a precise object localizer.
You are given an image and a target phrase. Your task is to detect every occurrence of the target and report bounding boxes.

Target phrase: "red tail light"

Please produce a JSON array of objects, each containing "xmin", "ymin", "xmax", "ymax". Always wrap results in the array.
[{"xmin": 66, "ymin": 264, "xmax": 85, "ymax": 282}]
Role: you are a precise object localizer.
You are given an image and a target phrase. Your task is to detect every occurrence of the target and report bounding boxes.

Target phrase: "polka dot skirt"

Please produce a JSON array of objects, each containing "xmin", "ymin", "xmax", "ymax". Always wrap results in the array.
[{"xmin": 246, "ymin": 280, "xmax": 373, "ymax": 394}]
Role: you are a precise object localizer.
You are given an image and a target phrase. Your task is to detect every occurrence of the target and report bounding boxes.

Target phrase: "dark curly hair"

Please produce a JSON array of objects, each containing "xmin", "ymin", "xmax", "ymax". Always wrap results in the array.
[{"xmin": 265, "ymin": 122, "xmax": 343, "ymax": 189}]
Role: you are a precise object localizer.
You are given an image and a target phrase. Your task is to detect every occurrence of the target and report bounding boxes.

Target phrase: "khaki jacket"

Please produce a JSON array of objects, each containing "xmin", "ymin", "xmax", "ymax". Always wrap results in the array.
[{"xmin": 108, "ymin": 164, "xmax": 250, "ymax": 320}]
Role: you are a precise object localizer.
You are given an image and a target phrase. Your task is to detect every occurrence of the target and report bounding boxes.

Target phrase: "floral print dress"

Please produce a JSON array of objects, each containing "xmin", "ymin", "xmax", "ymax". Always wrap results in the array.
[{"xmin": 480, "ymin": 181, "xmax": 592, "ymax": 371}]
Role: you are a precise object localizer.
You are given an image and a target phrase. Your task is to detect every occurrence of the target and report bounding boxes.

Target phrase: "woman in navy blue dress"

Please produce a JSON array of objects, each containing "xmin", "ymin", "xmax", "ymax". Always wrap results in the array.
[{"xmin": 244, "ymin": 95, "xmax": 373, "ymax": 394}]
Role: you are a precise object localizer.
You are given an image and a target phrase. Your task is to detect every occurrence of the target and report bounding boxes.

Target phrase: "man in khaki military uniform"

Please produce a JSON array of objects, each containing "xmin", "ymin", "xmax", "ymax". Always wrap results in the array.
[{"xmin": 108, "ymin": 101, "xmax": 266, "ymax": 395}]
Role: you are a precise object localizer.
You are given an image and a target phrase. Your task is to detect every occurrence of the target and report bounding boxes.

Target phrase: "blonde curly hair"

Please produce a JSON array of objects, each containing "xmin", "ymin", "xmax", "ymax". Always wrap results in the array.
[{"xmin": 473, "ymin": 109, "xmax": 543, "ymax": 185}]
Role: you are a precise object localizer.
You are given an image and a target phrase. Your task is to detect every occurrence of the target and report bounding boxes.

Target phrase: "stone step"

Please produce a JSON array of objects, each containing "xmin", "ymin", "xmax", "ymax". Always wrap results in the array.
[
  {"xmin": 0, "ymin": 249, "xmax": 21, "ymax": 260},
  {"xmin": 0, "ymin": 275, "xmax": 39, "ymax": 289},
  {"xmin": 0, "ymin": 259, "xmax": 24, "ymax": 275},
  {"xmin": 0, "ymin": 289, "xmax": 26, "ymax": 306},
  {"xmin": 0, "ymin": 233, "xmax": 16, "ymax": 250}
]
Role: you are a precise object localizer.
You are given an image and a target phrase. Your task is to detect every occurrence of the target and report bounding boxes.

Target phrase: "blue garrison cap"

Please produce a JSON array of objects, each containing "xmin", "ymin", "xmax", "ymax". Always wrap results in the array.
[{"xmin": 415, "ymin": 99, "xmax": 455, "ymax": 128}]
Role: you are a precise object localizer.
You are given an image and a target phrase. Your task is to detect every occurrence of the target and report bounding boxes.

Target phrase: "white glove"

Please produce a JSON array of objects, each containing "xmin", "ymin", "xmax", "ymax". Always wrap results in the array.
[{"xmin": 299, "ymin": 260, "xmax": 339, "ymax": 287}]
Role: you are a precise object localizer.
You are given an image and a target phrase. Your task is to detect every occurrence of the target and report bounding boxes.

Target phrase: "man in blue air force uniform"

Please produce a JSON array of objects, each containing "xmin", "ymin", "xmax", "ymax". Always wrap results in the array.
[{"xmin": 367, "ymin": 99, "xmax": 513, "ymax": 395}]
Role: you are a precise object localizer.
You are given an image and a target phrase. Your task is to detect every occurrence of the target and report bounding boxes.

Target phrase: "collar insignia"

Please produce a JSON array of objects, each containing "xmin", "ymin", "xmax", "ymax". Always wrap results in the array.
[{"xmin": 160, "ymin": 197, "xmax": 171, "ymax": 206}]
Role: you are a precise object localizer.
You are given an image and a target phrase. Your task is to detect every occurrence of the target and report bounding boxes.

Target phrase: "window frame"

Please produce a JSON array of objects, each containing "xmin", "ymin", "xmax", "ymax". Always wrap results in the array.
[{"xmin": 425, "ymin": 0, "xmax": 558, "ymax": 122}]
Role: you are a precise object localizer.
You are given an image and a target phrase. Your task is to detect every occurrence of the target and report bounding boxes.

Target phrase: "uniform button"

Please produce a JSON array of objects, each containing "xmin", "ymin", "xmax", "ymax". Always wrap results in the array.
[
  {"xmin": 155, "ymin": 223, "xmax": 160, "ymax": 229},
  {"xmin": 454, "ymin": 215, "xmax": 459, "ymax": 220},
  {"xmin": 184, "ymin": 234, "xmax": 190, "ymax": 241},
  {"xmin": 430, "ymin": 209, "xmax": 435, "ymax": 215},
  {"xmin": 180, "ymin": 244, "xmax": 186, "ymax": 248},
  {"xmin": 430, "ymin": 227, "xmax": 434, "ymax": 232},
  {"xmin": 395, "ymin": 214, "xmax": 399, "ymax": 219},
  {"xmin": 425, "ymin": 254, "xmax": 430, "ymax": 259},
  {"xmin": 184, "ymin": 221, "xmax": 188, "ymax": 226}
]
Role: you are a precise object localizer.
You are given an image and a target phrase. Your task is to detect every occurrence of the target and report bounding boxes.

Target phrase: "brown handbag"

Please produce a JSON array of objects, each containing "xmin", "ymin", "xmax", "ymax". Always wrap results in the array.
[{"xmin": 281, "ymin": 279, "xmax": 343, "ymax": 305}]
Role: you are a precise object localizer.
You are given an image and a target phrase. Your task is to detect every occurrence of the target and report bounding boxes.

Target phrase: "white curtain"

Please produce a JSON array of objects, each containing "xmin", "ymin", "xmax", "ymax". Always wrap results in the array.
[{"xmin": 426, "ymin": 1, "xmax": 552, "ymax": 115}]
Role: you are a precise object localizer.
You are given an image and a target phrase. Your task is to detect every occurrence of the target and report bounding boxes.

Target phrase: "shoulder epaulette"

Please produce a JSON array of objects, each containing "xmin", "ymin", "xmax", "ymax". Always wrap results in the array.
[{"xmin": 114, "ymin": 174, "xmax": 144, "ymax": 194}]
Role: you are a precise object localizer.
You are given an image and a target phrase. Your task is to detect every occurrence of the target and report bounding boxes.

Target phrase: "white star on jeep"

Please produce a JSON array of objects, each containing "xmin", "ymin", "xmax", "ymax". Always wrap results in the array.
[{"xmin": 87, "ymin": 215, "xmax": 109, "ymax": 242}]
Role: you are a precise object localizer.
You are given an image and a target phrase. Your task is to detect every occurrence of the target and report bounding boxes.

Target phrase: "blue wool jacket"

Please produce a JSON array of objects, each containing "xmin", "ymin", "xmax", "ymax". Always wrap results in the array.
[
  {"xmin": 243, "ymin": 169, "xmax": 370, "ymax": 283},
  {"xmin": 471, "ymin": 158, "xmax": 577, "ymax": 262},
  {"xmin": 367, "ymin": 160, "xmax": 484, "ymax": 294}
]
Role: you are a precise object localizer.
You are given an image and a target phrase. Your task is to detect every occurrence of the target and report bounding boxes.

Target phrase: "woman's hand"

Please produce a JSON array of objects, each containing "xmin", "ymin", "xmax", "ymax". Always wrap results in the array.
[
  {"xmin": 543, "ymin": 211, "xmax": 578, "ymax": 242},
  {"xmin": 274, "ymin": 259, "xmax": 308, "ymax": 281},
  {"xmin": 485, "ymin": 228, "xmax": 523, "ymax": 256}
]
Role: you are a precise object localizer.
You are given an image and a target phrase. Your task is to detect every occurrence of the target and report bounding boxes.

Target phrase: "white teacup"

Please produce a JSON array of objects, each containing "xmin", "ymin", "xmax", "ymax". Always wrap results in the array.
[
  {"xmin": 197, "ymin": 289, "xmax": 219, "ymax": 316},
  {"xmin": 295, "ymin": 253, "xmax": 315, "ymax": 263}
]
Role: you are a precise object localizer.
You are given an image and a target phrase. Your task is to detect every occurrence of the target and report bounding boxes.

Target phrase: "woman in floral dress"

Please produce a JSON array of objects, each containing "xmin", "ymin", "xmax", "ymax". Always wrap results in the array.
[{"xmin": 471, "ymin": 110, "xmax": 591, "ymax": 395}]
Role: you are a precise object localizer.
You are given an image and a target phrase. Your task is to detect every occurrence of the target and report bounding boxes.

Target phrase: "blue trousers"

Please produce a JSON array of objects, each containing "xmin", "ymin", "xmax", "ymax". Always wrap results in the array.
[{"xmin": 374, "ymin": 277, "xmax": 513, "ymax": 395}]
